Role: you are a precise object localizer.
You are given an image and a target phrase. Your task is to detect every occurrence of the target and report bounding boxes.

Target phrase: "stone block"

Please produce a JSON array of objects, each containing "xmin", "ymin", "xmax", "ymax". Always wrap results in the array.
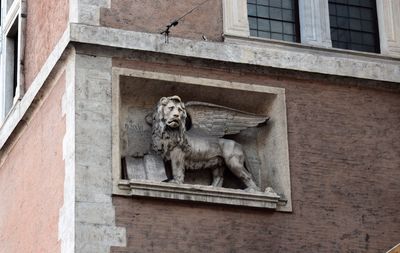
[{"xmin": 125, "ymin": 155, "xmax": 167, "ymax": 182}]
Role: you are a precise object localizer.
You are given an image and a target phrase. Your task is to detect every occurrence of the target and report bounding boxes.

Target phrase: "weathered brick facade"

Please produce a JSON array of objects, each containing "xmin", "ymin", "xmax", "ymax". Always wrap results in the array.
[
  {"xmin": 0, "ymin": 0, "xmax": 399, "ymax": 252},
  {"xmin": 110, "ymin": 57, "xmax": 400, "ymax": 253},
  {"xmin": 101, "ymin": 0, "xmax": 223, "ymax": 41}
]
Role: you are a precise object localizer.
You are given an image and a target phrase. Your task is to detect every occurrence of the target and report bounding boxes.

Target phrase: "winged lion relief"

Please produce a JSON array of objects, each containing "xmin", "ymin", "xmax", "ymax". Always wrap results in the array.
[{"xmin": 139, "ymin": 95, "xmax": 272, "ymax": 192}]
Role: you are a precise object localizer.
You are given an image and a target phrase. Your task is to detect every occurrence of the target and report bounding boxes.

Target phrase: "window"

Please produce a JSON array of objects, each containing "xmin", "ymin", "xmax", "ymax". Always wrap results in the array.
[
  {"xmin": 329, "ymin": 0, "xmax": 380, "ymax": 53},
  {"xmin": 4, "ymin": 17, "xmax": 18, "ymax": 114},
  {"xmin": 6, "ymin": 0, "xmax": 12, "ymax": 12},
  {"xmin": 0, "ymin": 0, "xmax": 24, "ymax": 121},
  {"xmin": 247, "ymin": 0, "xmax": 300, "ymax": 42},
  {"xmin": 0, "ymin": 1, "xmax": 2, "ymax": 57}
]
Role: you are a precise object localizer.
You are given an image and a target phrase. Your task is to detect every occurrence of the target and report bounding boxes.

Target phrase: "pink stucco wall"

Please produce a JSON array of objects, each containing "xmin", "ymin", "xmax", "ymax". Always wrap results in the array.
[
  {"xmin": 0, "ymin": 72, "xmax": 66, "ymax": 253},
  {"xmin": 24, "ymin": 0, "xmax": 69, "ymax": 89}
]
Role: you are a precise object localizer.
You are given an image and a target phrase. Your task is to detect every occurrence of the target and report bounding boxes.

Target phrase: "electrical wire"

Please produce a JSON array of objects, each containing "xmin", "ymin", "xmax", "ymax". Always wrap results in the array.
[{"xmin": 160, "ymin": 0, "xmax": 213, "ymax": 43}]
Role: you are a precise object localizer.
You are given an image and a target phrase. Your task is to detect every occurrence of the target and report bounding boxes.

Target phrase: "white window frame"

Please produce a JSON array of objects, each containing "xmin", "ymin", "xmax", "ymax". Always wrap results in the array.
[
  {"xmin": 0, "ymin": 0, "xmax": 25, "ymax": 124},
  {"xmin": 222, "ymin": 0, "xmax": 331, "ymax": 47},
  {"xmin": 0, "ymin": 1, "xmax": 2, "ymax": 55},
  {"xmin": 376, "ymin": 0, "xmax": 400, "ymax": 56},
  {"xmin": 222, "ymin": 0, "xmax": 400, "ymax": 57}
]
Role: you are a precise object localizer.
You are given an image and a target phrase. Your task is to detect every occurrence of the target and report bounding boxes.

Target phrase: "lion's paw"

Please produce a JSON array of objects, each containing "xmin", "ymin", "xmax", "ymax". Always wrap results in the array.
[
  {"xmin": 244, "ymin": 186, "xmax": 261, "ymax": 193},
  {"xmin": 169, "ymin": 179, "xmax": 183, "ymax": 184}
]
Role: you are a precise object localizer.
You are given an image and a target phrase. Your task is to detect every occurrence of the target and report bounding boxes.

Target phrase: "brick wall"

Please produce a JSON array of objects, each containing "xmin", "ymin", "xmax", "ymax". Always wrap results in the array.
[
  {"xmin": 101, "ymin": 0, "xmax": 223, "ymax": 41},
  {"xmin": 111, "ymin": 57, "xmax": 400, "ymax": 253}
]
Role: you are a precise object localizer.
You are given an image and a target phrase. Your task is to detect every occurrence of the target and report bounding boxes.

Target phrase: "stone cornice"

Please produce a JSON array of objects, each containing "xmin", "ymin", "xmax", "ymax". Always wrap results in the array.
[
  {"xmin": 70, "ymin": 23, "xmax": 400, "ymax": 84},
  {"xmin": 2, "ymin": 22, "xmax": 400, "ymax": 150}
]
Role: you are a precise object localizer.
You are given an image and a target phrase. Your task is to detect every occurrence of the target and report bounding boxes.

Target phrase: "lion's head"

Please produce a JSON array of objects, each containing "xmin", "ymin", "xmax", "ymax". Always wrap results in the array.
[
  {"xmin": 151, "ymin": 96, "xmax": 188, "ymax": 158},
  {"xmin": 159, "ymin": 96, "xmax": 187, "ymax": 128}
]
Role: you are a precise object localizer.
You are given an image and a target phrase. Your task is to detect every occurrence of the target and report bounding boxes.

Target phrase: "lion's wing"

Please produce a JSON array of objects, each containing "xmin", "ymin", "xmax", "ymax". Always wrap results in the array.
[{"xmin": 185, "ymin": 101, "xmax": 268, "ymax": 137}]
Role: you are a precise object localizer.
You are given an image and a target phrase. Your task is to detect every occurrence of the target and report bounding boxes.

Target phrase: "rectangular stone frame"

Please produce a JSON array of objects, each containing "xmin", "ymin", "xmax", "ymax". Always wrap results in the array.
[{"xmin": 112, "ymin": 68, "xmax": 292, "ymax": 211}]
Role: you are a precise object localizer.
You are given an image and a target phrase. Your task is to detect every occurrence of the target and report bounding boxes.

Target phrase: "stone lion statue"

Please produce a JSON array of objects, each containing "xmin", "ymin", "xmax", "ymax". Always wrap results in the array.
[{"xmin": 150, "ymin": 95, "xmax": 268, "ymax": 191}]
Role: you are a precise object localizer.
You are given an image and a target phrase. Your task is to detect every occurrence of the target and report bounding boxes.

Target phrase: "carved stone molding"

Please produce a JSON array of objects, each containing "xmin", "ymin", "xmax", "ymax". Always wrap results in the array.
[
  {"xmin": 72, "ymin": 24, "xmax": 400, "ymax": 84},
  {"xmin": 222, "ymin": 0, "xmax": 250, "ymax": 38},
  {"xmin": 299, "ymin": 0, "xmax": 332, "ymax": 47},
  {"xmin": 112, "ymin": 68, "xmax": 292, "ymax": 211},
  {"xmin": 119, "ymin": 180, "xmax": 283, "ymax": 209},
  {"xmin": 377, "ymin": 0, "xmax": 400, "ymax": 56}
]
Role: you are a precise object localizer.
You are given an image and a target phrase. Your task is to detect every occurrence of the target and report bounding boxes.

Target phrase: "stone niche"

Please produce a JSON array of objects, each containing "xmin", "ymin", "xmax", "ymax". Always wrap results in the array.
[{"xmin": 112, "ymin": 68, "xmax": 291, "ymax": 211}]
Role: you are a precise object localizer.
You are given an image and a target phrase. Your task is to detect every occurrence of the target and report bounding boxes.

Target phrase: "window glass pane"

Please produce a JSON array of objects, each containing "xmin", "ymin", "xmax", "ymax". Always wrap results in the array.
[
  {"xmin": 282, "ymin": 0, "xmax": 293, "ymax": 9},
  {"xmin": 348, "ymin": 0, "xmax": 360, "ymax": 5},
  {"xmin": 338, "ymin": 41, "xmax": 348, "ymax": 49},
  {"xmin": 332, "ymin": 41, "xmax": 340, "ymax": 48},
  {"xmin": 350, "ymin": 31, "xmax": 363, "ymax": 43},
  {"xmin": 271, "ymin": 20, "xmax": 282, "ymax": 33},
  {"xmin": 359, "ymin": 0, "xmax": 373, "ymax": 8},
  {"xmin": 338, "ymin": 29, "xmax": 350, "ymax": 42},
  {"xmin": 328, "ymin": 0, "xmax": 379, "ymax": 53},
  {"xmin": 248, "ymin": 0, "xmax": 299, "ymax": 43},
  {"xmin": 283, "ymin": 34, "xmax": 295, "ymax": 42},
  {"xmin": 271, "ymin": 32, "xmax": 283, "ymax": 40},
  {"xmin": 249, "ymin": 17, "xmax": 258, "ymax": 29},
  {"xmin": 269, "ymin": 0, "xmax": 281, "ymax": 8},
  {"xmin": 329, "ymin": 4, "xmax": 336, "ymax": 15},
  {"xmin": 250, "ymin": 29, "xmax": 258, "ymax": 36},
  {"xmin": 349, "ymin": 19, "xmax": 361, "ymax": 30},
  {"xmin": 248, "ymin": 4, "xmax": 257, "ymax": 16},
  {"xmin": 258, "ymin": 31, "xmax": 271, "ymax": 38},
  {"xmin": 360, "ymin": 8, "xmax": 372, "ymax": 19},
  {"xmin": 331, "ymin": 28, "xmax": 338, "ymax": 40},
  {"xmin": 336, "ymin": 5, "xmax": 348, "ymax": 17},
  {"xmin": 258, "ymin": 19, "xmax": 270, "ymax": 31},
  {"xmin": 270, "ymin": 7, "xmax": 282, "ymax": 20},
  {"xmin": 283, "ymin": 22, "xmax": 294, "ymax": 34},
  {"xmin": 257, "ymin": 0, "xmax": 269, "ymax": 5},
  {"xmin": 330, "ymin": 16, "xmax": 337, "ymax": 27},
  {"xmin": 362, "ymin": 33, "xmax": 374, "ymax": 45},
  {"xmin": 361, "ymin": 20, "xmax": 373, "ymax": 32},
  {"xmin": 352, "ymin": 44, "xmax": 374, "ymax": 52},
  {"xmin": 333, "ymin": 0, "xmax": 347, "ymax": 4},
  {"xmin": 348, "ymin": 6, "xmax": 360, "ymax": 18},
  {"xmin": 337, "ymin": 17, "xmax": 349, "ymax": 28},
  {"xmin": 282, "ymin": 9, "xmax": 294, "ymax": 21},
  {"xmin": 257, "ymin": 5, "xmax": 270, "ymax": 18},
  {"xmin": 4, "ymin": 17, "xmax": 19, "ymax": 114}
]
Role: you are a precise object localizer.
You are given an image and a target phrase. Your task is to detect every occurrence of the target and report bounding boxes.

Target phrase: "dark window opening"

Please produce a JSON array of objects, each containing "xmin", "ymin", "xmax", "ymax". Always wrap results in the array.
[
  {"xmin": 329, "ymin": 0, "xmax": 380, "ymax": 53},
  {"xmin": 5, "ymin": 17, "xmax": 19, "ymax": 114},
  {"xmin": 12, "ymin": 32, "xmax": 18, "ymax": 98},
  {"xmin": 247, "ymin": 0, "xmax": 300, "ymax": 43}
]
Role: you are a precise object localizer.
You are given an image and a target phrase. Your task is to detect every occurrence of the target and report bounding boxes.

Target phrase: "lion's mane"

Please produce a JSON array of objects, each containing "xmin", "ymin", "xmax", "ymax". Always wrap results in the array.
[{"xmin": 151, "ymin": 96, "xmax": 190, "ymax": 160}]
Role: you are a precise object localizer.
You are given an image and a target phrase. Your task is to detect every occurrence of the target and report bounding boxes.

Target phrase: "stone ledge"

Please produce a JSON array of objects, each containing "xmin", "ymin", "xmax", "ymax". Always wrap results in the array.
[
  {"xmin": 118, "ymin": 180, "xmax": 283, "ymax": 209},
  {"xmin": 71, "ymin": 23, "xmax": 400, "ymax": 84}
]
